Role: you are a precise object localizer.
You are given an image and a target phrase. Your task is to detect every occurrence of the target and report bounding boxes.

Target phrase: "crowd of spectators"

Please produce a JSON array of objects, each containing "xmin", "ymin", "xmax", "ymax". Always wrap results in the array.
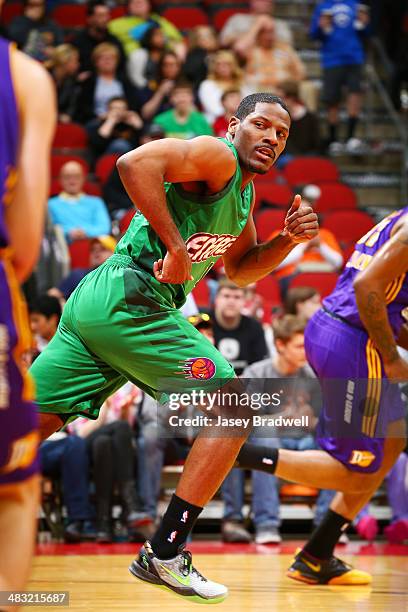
[{"xmin": 2, "ymin": 0, "xmax": 407, "ymax": 544}]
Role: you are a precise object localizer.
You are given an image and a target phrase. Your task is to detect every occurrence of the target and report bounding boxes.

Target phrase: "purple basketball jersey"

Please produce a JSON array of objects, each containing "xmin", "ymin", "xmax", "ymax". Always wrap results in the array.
[
  {"xmin": 0, "ymin": 37, "xmax": 19, "ymax": 250},
  {"xmin": 0, "ymin": 38, "xmax": 39, "ymax": 484},
  {"xmin": 324, "ymin": 207, "xmax": 408, "ymax": 338}
]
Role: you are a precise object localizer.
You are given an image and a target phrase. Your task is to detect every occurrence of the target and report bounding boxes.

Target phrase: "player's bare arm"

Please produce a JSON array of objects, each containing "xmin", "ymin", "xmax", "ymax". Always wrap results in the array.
[
  {"xmin": 223, "ymin": 194, "xmax": 318, "ymax": 286},
  {"xmin": 5, "ymin": 49, "xmax": 56, "ymax": 282},
  {"xmin": 354, "ymin": 218, "xmax": 408, "ymax": 379},
  {"xmin": 117, "ymin": 136, "xmax": 236, "ymax": 284}
]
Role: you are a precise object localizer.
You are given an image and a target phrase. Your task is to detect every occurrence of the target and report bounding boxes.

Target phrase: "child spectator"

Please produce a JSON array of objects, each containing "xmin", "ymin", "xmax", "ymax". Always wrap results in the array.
[
  {"xmin": 127, "ymin": 23, "xmax": 166, "ymax": 88},
  {"xmin": 213, "ymin": 90, "xmax": 242, "ymax": 138},
  {"xmin": 153, "ymin": 81, "xmax": 212, "ymax": 139}
]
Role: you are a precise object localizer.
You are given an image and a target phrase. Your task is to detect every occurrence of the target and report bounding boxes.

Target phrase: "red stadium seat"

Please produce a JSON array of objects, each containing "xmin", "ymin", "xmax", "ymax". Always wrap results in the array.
[
  {"xmin": 110, "ymin": 6, "xmax": 126, "ymax": 18},
  {"xmin": 119, "ymin": 209, "xmax": 135, "ymax": 234},
  {"xmin": 161, "ymin": 7, "xmax": 209, "ymax": 29},
  {"xmin": 289, "ymin": 272, "xmax": 339, "ymax": 298},
  {"xmin": 255, "ymin": 209, "xmax": 286, "ymax": 242},
  {"xmin": 51, "ymin": 4, "xmax": 87, "ymax": 28},
  {"xmin": 50, "ymin": 179, "xmax": 101, "ymax": 196},
  {"xmin": 212, "ymin": 7, "xmax": 248, "ymax": 30},
  {"xmin": 283, "ymin": 157, "xmax": 339, "ymax": 186},
  {"xmin": 1, "ymin": 2, "xmax": 23, "ymax": 26},
  {"xmin": 69, "ymin": 239, "xmax": 91, "ymax": 269},
  {"xmin": 322, "ymin": 210, "xmax": 374, "ymax": 252},
  {"xmin": 255, "ymin": 182, "xmax": 293, "ymax": 208},
  {"xmin": 50, "ymin": 155, "xmax": 89, "ymax": 178},
  {"xmin": 254, "ymin": 166, "xmax": 282, "ymax": 182},
  {"xmin": 192, "ymin": 278, "xmax": 211, "ymax": 308},
  {"xmin": 52, "ymin": 123, "xmax": 88, "ymax": 150},
  {"xmin": 95, "ymin": 154, "xmax": 120, "ymax": 184},
  {"xmin": 313, "ymin": 182, "xmax": 357, "ymax": 213},
  {"xmin": 255, "ymin": 275, "xmax": 281, "ymax": 308}
]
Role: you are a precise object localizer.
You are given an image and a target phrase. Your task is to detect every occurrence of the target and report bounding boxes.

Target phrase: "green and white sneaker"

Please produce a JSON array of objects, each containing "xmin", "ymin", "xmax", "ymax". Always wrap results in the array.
[{"xmin": 129, "ymin": 541, "xmax": 228, "ymax": 604}]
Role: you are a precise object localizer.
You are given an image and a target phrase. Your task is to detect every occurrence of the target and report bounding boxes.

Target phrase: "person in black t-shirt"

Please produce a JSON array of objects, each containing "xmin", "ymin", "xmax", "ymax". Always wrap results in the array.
[{"xmin": 212, "ymin": 279, "xmax": 268, "ymax": 376}]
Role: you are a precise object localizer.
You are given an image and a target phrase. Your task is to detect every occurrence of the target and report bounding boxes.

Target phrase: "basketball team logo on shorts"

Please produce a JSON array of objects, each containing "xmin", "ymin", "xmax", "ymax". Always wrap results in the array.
[
  {"xmin": 349, "ymin": 450, "xmax": 376, "ymax": 468},
  {"xmin": 178, "ymin": 357, "xmax": 216, "ymax": 380}
]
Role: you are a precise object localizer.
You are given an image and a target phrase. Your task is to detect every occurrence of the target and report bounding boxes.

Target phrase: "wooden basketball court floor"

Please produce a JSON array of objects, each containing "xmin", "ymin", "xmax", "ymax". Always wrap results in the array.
[{"xmin": 27, "ymin": 542, "xmax": 407, "ymax": 611}]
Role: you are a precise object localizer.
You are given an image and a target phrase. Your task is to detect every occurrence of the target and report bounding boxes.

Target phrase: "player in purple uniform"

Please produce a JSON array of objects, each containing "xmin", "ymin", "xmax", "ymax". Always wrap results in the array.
[
  {"xmin": 0, "ymin": 23, "xmax": 55, "ymax": 609},
  {"xmin": 234, "ymin": 207, "xmax": 408, "ymax": 584}
]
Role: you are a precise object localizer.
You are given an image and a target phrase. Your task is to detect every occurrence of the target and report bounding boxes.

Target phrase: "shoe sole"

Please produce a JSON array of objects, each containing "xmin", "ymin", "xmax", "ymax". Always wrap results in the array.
[
  {"xmin": 286, "ymin": 569, "xmax": 372, "ymax": 586},
  {"xmin": 129, "ymin": 562, "xmax": 228, "ymax": 604}
]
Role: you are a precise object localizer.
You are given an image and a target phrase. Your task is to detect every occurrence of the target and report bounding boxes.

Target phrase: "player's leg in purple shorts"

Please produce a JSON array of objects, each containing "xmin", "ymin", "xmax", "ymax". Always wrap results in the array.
[
  {"xmin": 0, "ymin": 259, "xmax": 39, "ymax": 484},
  {"xmin": 305, "ymin": 309, "xmax": 406, "ymax": 474}
]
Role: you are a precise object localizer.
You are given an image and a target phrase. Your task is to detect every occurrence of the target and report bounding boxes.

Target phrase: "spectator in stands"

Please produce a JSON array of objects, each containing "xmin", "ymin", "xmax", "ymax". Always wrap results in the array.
[
  {"xmin": 236, "ymin": 18, "xmax": 306, "ymax": 95},
  {"xmin": 137, "ymin": 50, "xmax": 183, "ymax": 120},
  {"xmin": 284, "ymin": 286, "xmax": 322, "ymax": 319},
  {"xmin": 127, "ymin": 23, "xmax": 166, "ymax": 88},
  {"xmin": 87, "ymin": 96, "xmax": 143, "ymax": 159},
  {"xmin": 213, "ymin": 279, "xmax": 268, "ymax": 377},
  {"xmin": 76, "ymin": 42, "xmax": 138, "ymax": 124},
  {"xmin": 212, "ymin": 89, "xmax": 242, "ymax": 138},
  {"xmin": 310, "ymin": 1, "xmax": 370, "ymax": 152},
  {"xmin": 220, "ymin": 0, "xmax": 293, "ymax": 50},
  {"xmin": 49, "ymin": 235, "xmax": 116, "ymax": 302},
  {"xmin": 29, "ymin": 295, "xmax": 62, "ymax": 355},
  {"xmin": 71, "ymin": 1, "xmax": 126, "ymax": 75},
  {"xmin": 183, "ymin": 26, "xmax": 219, "ymax": 92},
  {"xmin": 40, "ymin": 433, "xmax": 96, "ymax": 543},
  {"xmin": 47, "ymin": 44, "xmax": 81, "ymax": 124},
  {"xmin": 69, "ymin": 386, "xmax": 152, "ymax": 543},
  {"xmin": 48, "ymin": 161, "xmax": 111, "ymax": 241},
  {"xmin": 212, "ymin": 280, "xmax": 267, "ymax": 542},
  {"xmin": 108, "ymin": 0, "xmax": 184, "ymax": 58},
  {"xmin": 7, "ymin": 0, "xmax": 63, "ymax": 62},
  {"xmin": 34, "ymin": 301, "xmax": 96, "ymax": 543},
  {"xmin": 222, "ymin": 315, "xmax": 318, "ymax": 544},
  {"xmin": 276, "ymin": 80, "xmax": 321, "ymax": 157},
  {"xmin": 198, "ymin": 50, "xmax": 247, "ymax": 124},
  {"xmin": 153, "ymin": 81, "xmax": 212, "ymax": 139}
]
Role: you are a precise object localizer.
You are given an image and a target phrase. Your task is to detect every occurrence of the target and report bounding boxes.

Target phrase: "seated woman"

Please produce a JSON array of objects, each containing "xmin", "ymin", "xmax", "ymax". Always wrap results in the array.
[
  {"xmin": 76, "ymin": 42, "xmax": 138, "ymax": 124},
  {"xmin": 127, "ymin": 23, "xmax": 167, "ymax": 88},
  {"xmin": 47, "ymin": 44, "xmax": 81, "ymax": 124},
  {"xmin": 135, "ymin": 50, "xmax": 183, "ymax": 121}
]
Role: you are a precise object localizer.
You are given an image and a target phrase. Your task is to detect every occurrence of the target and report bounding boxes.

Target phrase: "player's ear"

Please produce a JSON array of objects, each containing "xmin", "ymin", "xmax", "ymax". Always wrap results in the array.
[{"xmin": 227, "ymin": 116, "xmax": 240, "ymax": 140}]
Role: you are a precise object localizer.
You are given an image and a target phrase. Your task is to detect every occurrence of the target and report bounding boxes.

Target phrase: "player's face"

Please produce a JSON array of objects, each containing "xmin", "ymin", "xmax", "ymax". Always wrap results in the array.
[
  {"xmin": 230, "ymin": 102, "xmax": 290, "ymax": 175},
  {"xmin": 215, "ymin": 288, "xmax": 245, "ymax": 319},
  {"xmin": 278, "ymin": 333, "xmax": 306, "ymax": 370}
]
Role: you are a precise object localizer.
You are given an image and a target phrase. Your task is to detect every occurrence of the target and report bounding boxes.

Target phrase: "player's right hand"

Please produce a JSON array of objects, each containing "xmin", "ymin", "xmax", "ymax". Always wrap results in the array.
[
  {"xmin": 383, "ymin": 357, "xmax": 408, "ymax": 383},
  {"xmin": 153, "ymin": 247, "xmax": 193, "ymax": 284}
]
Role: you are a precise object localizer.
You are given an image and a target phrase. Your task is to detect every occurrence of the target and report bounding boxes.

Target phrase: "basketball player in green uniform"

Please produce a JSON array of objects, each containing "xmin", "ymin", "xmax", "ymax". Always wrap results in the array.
[{"xmin": 31, "ymin": 93, "xmax": 318, "ymax": 603}]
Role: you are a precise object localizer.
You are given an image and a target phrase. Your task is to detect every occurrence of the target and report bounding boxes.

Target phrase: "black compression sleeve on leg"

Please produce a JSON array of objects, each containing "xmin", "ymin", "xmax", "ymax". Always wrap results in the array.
[{"xmin": 236, "ymin": 443, "xmax": 279, "ymax": 475}]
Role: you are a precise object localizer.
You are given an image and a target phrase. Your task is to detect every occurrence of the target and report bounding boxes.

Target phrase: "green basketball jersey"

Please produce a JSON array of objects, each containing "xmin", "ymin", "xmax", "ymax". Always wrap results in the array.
[{"xmin": 115, "ymin": 138, "xmax": 253, "ymax": 309}]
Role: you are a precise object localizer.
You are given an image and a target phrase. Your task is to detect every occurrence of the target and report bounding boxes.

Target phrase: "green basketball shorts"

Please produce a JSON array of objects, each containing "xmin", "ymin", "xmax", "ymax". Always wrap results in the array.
[{"xmin": 30, "ymin": 255, "xmax": 235, "ymax": 421}]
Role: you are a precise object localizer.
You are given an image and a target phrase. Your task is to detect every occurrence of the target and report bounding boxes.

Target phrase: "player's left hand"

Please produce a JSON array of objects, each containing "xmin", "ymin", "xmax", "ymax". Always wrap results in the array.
[{"xmin": 283, "ymin": 194, "xmax": 319, "ymax": 244}]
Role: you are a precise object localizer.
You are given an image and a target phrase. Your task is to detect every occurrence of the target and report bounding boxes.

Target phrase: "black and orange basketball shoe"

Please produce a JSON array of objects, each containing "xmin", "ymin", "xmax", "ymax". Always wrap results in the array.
[{"xmin": 287, "ymin": 549, "xmax": 372, "ymax": 585}]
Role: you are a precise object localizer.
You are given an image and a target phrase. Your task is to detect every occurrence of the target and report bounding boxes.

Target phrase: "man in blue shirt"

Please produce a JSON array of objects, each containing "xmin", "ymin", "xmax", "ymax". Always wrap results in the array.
[
  {"xmin": 48, "ymin": 161, "xmax": 111, "ymax": 241},
  {"xmin": 310, "ymin": 1, "xmax": 370, "ymax": 152}
]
